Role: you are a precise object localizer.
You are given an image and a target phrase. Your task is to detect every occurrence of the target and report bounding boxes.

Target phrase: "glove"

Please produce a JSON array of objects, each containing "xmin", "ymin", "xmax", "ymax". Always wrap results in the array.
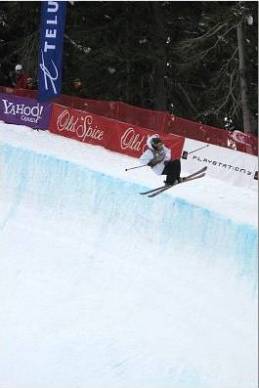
[{"xmin": 147, "ymin": 159, "xmax": 158, "ymax": 167}]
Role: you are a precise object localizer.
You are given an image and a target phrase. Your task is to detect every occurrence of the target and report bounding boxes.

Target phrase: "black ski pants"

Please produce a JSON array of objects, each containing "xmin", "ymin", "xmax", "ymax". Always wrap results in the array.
[{"xmin": 162, "ymin": 159, "xmax": 181, "ymax": 185}]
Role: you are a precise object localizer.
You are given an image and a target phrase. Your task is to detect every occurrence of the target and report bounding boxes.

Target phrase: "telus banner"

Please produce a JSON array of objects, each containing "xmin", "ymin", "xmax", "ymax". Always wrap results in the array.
[
  {"xmin": 38, "ymin": 1, "xmax": 67, "ymax": 101},
  {"xmin": 0, "ymin": 93, "xmax": 51, "ymax": 129}
]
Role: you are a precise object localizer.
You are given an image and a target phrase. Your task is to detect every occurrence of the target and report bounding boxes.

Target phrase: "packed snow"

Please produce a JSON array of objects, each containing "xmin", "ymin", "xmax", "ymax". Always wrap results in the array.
[{"xmin": 0, "ymin": 122, "xmax": 258, "ymax": 388}]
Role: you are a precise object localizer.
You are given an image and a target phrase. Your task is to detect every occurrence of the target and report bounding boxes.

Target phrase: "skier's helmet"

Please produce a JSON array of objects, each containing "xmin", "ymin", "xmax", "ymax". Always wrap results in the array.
[{"xmin": 151, "ymin": 137, "xmax": 162, "ymax": 149}]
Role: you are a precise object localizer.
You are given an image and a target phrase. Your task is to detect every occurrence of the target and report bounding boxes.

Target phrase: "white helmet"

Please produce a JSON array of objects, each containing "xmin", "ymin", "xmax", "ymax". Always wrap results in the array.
[{"xmin": 15, "ymin": 64, "xmax": 23, "ymax": 71}]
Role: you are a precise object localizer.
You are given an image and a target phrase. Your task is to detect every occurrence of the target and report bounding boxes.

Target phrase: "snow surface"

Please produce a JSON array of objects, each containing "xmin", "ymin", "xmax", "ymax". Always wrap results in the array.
[
  {"xmin": 0, "ymin": 122, "xmax": 257, "ymax": 227},
  {"xmin": 0, "ymin": 122, "xmax": 258, "ymax": 388}
]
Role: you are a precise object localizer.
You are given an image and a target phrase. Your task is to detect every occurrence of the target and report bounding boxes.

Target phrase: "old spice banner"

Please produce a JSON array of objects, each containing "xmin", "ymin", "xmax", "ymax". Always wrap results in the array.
[
  {"xmin": 0, "ymin": 93, "xmax": 51, "ymax": 129},
  {"xmin": 49, "ymin": 104, "xmax": 185, "ymax": 159}
]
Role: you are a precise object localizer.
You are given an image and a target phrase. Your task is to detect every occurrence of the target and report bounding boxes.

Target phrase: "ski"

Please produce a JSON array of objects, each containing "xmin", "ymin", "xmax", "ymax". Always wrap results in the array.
[
  {"xmin": 148, "ymin": 172, "xmax": 206, "ymax": 198},
  {"xmin": 140, "ymin": 184, "xmax": 167, "ymax": 195},
  {"xmin": 139, "ymin": 166, "xmax": 207, "ymax": 195},
  {"xmin": 184, "ymin": 166, "xmax": 207, "ymax": 179}
]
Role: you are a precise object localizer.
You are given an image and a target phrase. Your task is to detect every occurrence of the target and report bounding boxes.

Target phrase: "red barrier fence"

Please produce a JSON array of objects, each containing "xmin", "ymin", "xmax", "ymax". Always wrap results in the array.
[
  {"xmin": 116, "ymin": 102, "xmax": 169, "ymax": 131},
  {"xmin": 49, "ymin": 103, "xmax": 185, "ymax": 159},
  {"xmin": 168, "ymin": 115, "xmax": 258, "ymax": 155},
  {"xmin": 57, "ymin": 95, "xmax": 119, "ymax": 120},
  {"xmin": 0, "ymin": 86, "xmax": 257, "ymax": 156}
]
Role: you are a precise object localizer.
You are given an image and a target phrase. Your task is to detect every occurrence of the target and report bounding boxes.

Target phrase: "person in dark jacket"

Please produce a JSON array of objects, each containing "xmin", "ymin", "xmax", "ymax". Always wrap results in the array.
[
  {"xmin": 26, "ymin": 77, "xmax": 37, "ymax": 90},
  {"xmin": 10, "ymin": 64, "xmax": 29, "ymax": 89},
  {"xmin": 70, "ymin": 78, "xmax": 87, "ymax": 97}
]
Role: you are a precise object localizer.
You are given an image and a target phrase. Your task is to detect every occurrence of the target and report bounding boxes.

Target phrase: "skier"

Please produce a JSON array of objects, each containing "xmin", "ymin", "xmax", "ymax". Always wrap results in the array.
[{"xmin": 139, "ymin": 134, "xmax": 182, "ymax": 185}]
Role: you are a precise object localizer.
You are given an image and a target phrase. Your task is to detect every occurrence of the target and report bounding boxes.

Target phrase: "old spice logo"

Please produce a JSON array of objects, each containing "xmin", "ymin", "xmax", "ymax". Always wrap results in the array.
[
  {"xmin": 2, "ymin": 98, "xmax": 44, "ymax": 123},
  {"xmin": 56, "ymin": 110, "xmax": 104, "ymax": 142},
  {"xmin": 121, "ymin": 127, "xmax": 145, "ymax": 151}
]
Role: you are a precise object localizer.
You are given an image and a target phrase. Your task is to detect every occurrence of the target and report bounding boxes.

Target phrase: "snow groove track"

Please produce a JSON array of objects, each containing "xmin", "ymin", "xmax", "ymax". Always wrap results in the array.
[{"xmin": 0, "ymin": 141, "xmax": 257, "ymax": 388}]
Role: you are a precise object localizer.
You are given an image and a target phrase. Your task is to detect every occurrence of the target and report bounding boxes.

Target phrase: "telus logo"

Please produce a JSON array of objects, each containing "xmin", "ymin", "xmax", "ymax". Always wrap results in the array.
[
  {"xmin": 39, "ymin": 2, "xmax": 60, "ymax": 94},
  {"xmin": 38, "ymin": 1, "xmax": 67, "ymax": 100}
]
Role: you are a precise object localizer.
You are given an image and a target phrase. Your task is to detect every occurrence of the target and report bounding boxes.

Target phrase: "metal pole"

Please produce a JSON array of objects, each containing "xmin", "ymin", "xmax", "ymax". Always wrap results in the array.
[
  {"xmin": 125, "ymin": 165, "xmax": 147, "ymax": 172},
  {"xmin": 187, "ymin": 144, "xmax": 209, "ymax": 155}
]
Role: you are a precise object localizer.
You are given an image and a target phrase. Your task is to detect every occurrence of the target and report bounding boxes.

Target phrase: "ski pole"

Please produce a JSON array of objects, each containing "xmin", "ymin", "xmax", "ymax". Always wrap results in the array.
[
  {"xmin": 125, "ymin": 165, "xmax": 147, "ymax": 172},
  {"xmin": 182, "ymin": 144, "xmax": 209, "ymax": 159},
  {"xmin": 187, "ymin": 144, "xmax": 209, "ymax": 155}
]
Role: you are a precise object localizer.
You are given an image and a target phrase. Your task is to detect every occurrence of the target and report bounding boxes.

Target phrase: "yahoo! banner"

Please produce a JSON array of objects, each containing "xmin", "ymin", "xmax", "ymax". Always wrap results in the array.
[
  {"xmin": 0, "ymin": 93, "xmax": 51, "ymax": 129},
  {"xmin": 38, "ymin": 1, "xmax": 67, "ymax": 101}
]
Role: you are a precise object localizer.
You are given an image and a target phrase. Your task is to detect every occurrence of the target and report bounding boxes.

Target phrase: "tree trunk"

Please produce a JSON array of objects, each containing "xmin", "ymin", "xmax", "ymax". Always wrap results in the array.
[
  {"xmin": 237, "ymin": 22, "xmax": 252, "ymax": 134},
  {"xmin": 151, "ymin": 3, "xmax": 168, "ymax": 111}
]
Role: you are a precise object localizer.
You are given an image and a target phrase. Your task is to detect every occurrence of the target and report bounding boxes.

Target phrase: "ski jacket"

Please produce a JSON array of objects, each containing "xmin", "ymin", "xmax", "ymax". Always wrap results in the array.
[
  {"xmin": 14, "ymin": 73, "xmax": 29, "ymax": 89},
  {"xmin": 139, "ymin": 135, "xmax": 171, "ymax": 175}
]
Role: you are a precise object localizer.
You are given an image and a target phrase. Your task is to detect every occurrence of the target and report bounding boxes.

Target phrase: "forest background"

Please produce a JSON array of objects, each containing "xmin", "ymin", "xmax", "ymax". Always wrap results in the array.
[{"xmin": 0, "ymin": 1, "xmax": 257, "ymax": 134}]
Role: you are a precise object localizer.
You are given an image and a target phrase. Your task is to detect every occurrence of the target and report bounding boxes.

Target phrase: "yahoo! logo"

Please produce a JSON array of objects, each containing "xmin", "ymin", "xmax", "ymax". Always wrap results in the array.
[
  {"xmin": 56, "ymin": 110, "xmax": 104, "ymax": 143},
  {"xmin": 2, "ymin": 99, "xmax": 44, "ymax": 123},
  {"xmin": 120, "ymin": 127, "xmax": 146, "ymax": 152}
]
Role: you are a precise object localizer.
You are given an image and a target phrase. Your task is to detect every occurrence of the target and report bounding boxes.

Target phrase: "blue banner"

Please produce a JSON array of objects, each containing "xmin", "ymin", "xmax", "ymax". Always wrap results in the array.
[{"xmin": 38, "ymin": 1, "xmax": 67, "ymax": 101}]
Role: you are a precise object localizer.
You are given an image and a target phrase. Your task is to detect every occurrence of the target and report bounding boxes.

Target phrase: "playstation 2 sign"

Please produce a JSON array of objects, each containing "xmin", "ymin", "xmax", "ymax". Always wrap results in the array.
[{"xmin": 38, "ymin": 1, "xmax": 67, "ymax": 101}]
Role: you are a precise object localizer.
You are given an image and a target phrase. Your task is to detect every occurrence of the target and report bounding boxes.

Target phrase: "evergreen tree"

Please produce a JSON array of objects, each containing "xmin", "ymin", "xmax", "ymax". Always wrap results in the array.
[{"xmin": 0, "ymin": 1, "xmax": 257, "ymax": 134}]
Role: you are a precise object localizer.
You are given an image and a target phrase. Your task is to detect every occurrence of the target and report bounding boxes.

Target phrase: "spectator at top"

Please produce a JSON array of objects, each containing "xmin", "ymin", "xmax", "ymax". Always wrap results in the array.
[
  {"xmin": 224, "ymin": 116, "xmax": 236, "ymax": 132},
  {"xmin": 26, "ymin": 77, "xmax": 37, "ymax": 90},
  {"xmin": 10, "ymin": 64, "xmax": 29, "ymax": 89},
  {"xmin": 70, "ymin": 78, "xmax": 87, "ymax": 98}
]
